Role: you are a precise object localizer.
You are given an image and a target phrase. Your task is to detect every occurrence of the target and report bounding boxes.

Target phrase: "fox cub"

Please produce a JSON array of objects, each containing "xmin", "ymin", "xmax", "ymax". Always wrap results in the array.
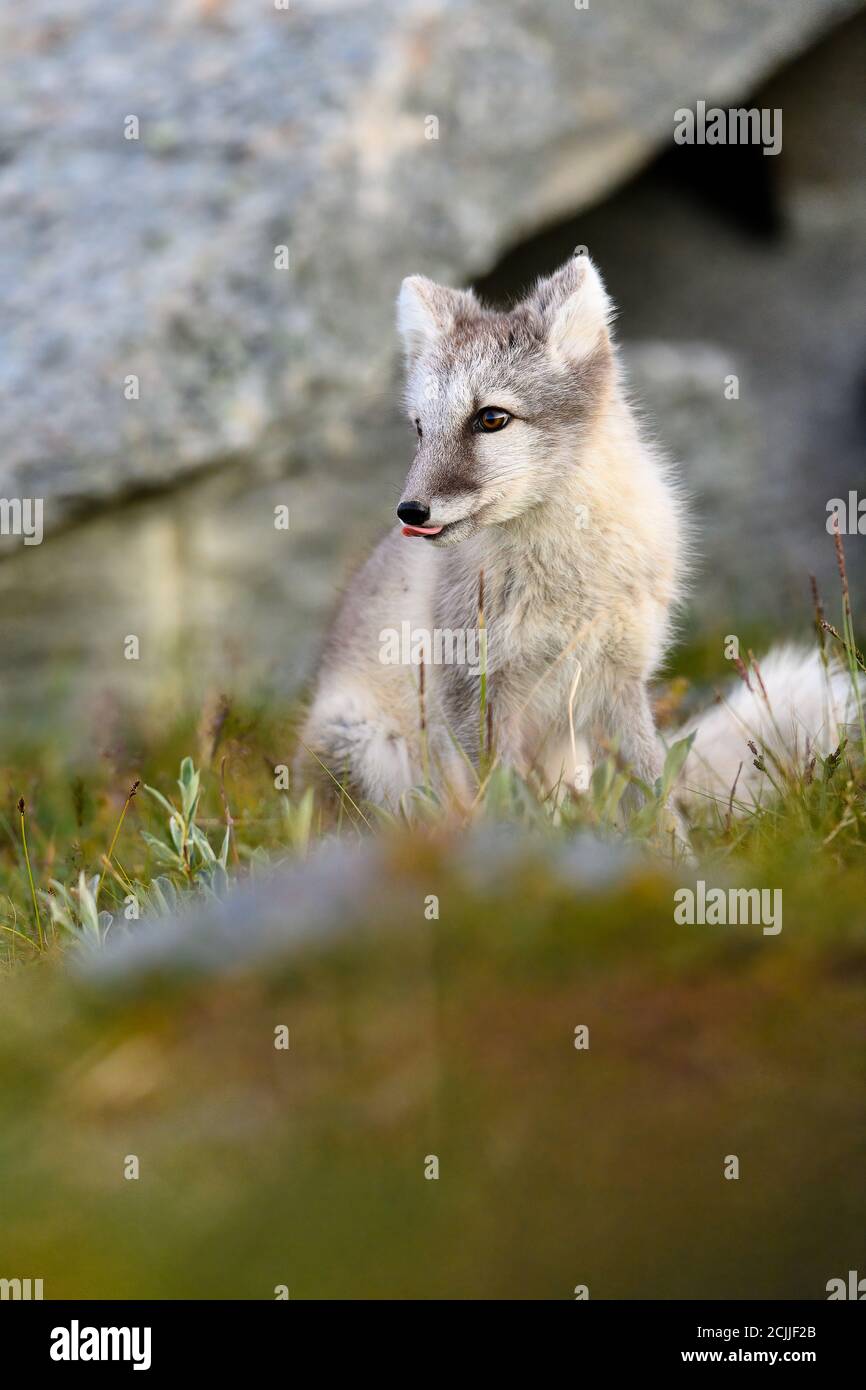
[{"xmin": 300, "ymin": 252, "xmax": 691, "ymax": 812}]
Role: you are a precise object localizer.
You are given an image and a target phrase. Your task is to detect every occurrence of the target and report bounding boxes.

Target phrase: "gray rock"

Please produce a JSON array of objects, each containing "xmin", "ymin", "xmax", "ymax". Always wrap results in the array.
[
  {"xmin": 1, "ymin": 0, "xmax": 858, "ymax": 523},
  {"xmin": 83, "ymin": 827, "xmax": 633, "ymax": 989}
]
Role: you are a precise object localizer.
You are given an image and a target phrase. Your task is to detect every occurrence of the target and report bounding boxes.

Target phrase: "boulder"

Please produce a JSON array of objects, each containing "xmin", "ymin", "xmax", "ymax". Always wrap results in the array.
[{"xmin": 1, "ymin": 0, "xmax": 858, "ymax": 525}]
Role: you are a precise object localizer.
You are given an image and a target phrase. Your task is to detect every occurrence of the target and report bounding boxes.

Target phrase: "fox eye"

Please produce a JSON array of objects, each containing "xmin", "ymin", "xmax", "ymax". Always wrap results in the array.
[
  {"xmin": 475, "ymin": 407, "xmax": 511, "ymax": 433},
  {"xmin": 414, "ymin": 419, "xmax": 422, "ymax": 439}
]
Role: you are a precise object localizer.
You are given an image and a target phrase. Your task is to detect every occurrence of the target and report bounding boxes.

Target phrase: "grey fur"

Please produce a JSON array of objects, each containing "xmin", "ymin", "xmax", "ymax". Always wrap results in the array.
[{"xmin": 299, "ymin": 255, "xmax": 687, "ymax": 820}]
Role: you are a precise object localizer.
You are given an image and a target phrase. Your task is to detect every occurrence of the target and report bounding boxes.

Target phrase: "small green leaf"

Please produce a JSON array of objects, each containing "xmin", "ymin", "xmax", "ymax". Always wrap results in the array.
[
  {"xmin": 169, "ymin": 815, "xmax": 186, "ymax": 856},
  {"xmin": 218, "ymin": 824, "xmax": 231, "ymax": 869},
  {"xmin": 141, "ymin": 832, "xmax": 183, "ymax": 868},
  {"xmin": 178, "ymin": 758, "xmax": 201, "ymax": 822},
  {"xmin": 77, "ymin": 871, "xmax": 101, "ymax": 941},
  {"xmin": 143, "ymin": 784, "xmax": 177, "ymax": 817},
  {"xmin": 660, "ymin": 733, "xmax": 696, "ymax": 798},
  {"xmin": 190, "ymin": 824, "xmax": 216, "ymax": 864}
]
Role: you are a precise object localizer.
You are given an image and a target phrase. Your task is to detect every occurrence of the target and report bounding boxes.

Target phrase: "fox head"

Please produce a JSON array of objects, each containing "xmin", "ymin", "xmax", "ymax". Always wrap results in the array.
[{"xmin": 395, "ymin": 253, "xmax": 616, "ymax": 545}]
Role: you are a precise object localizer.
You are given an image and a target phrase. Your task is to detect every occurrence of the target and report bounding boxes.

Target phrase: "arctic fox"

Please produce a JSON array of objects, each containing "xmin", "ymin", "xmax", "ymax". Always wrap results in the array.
[{"xmin": 300, "ymin": 252, "xmax": 856, "ymax": 818}]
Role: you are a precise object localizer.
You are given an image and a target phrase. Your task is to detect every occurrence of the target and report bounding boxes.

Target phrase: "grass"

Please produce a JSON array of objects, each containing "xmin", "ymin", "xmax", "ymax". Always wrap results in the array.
[
  {"xmin": 0, "ymin": 681, "xmax": 862, "ymax": 959},
  {"xmin": 0, "ymin": 541, "xmax": 863, "ymax": 1297},
  {"xmin": 1, "ymin": 614, "xmax": 863, "ymax": 957}
]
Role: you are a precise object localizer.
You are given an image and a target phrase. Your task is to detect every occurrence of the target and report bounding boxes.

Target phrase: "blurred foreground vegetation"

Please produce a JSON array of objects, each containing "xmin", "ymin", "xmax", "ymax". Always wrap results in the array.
[{"xmin": 0, "ymin": 566, "xmax": 864, "ymax": 1298}]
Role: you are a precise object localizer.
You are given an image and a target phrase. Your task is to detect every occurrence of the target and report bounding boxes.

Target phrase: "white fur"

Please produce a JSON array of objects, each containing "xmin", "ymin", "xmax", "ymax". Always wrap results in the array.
[
  {"xmin": 678, "ymin": 647, "xmax": 863, "ymax": 812},
  {"xmin": 301, "ymin": 257, "xmax": 688, "ymax": 826},
  {"xmin": 396, "ymin": 277, "xmax": 444, "ymax": 362},
  {"xmin": 300, "ymin": 256, "xmax": 848, "ymax": 839},
  {"xmin": 548, "ymin": 259, "xmax": 613, "ymax": 364}
]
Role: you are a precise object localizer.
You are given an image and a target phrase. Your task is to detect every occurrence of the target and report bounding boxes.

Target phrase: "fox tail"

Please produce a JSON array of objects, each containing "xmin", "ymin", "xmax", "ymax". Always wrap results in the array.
[{"xmin": 675, "ymin": 645, "xmax": 864, "ymax": 815}]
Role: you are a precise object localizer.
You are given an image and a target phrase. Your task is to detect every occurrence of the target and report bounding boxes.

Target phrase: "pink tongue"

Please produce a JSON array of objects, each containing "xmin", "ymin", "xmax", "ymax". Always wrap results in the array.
[{"xmin": 402, "ymin": 524, "xmax": 443, "ymax": 537}]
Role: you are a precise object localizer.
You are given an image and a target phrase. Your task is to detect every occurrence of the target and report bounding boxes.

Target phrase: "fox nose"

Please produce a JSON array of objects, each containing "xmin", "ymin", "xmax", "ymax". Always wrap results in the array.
[{"xmin": 397, "ymin": 500, "xmax": 430, "ymax": 527}]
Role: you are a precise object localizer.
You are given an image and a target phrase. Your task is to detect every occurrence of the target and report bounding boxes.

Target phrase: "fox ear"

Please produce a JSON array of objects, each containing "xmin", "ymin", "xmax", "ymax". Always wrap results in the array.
[
  {"xmin": 531, "ymin": 255, "xmax": 613, "ymax": 365},
  {"xmin": 396, "ymin": 277, "xmax": 474, "ymax": 364}
]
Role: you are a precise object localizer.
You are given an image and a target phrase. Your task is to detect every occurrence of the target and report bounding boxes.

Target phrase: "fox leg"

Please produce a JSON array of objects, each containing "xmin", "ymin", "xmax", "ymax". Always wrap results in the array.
[
  {"xmin": 610, "ymin": 685, "xmax": 663, "ymax": 795},
  {"xmin": 606, "ymin": 684, "xmax": 690, "ymax": 849},
  {"xmin": 299, "ymin": 685, "xmax": 417, "ymax": 810}
]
